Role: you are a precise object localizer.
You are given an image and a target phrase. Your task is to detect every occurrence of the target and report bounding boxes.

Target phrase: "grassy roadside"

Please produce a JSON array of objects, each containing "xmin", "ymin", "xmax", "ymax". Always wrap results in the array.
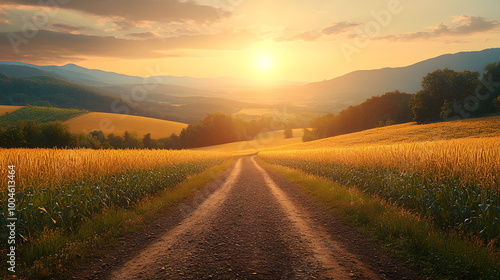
[
  {"xmin": 258, "ymin": 158, "xmax": 500, "ymax": 280},
  {"xmin": 14, "ymin": 159, "xmax": 233, "ymax": 280}
]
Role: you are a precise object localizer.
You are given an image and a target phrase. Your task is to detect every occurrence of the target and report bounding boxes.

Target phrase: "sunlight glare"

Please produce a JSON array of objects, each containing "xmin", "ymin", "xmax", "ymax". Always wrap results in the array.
[{"xmin": 255, "ymin": 53, "xmax": 275, "ymax": 72}]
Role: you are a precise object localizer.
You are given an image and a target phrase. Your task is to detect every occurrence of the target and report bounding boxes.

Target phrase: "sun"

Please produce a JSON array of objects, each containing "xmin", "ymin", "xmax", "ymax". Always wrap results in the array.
[{"xmin": 255, "ymin": 53, "xmax": 275, "ymax": 72}]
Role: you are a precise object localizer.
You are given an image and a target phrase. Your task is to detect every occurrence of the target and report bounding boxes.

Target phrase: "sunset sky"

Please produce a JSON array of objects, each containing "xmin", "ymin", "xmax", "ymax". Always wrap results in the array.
[{"xmin": 0, "ymin": 0, "xmax": 499, "ymax": 83}]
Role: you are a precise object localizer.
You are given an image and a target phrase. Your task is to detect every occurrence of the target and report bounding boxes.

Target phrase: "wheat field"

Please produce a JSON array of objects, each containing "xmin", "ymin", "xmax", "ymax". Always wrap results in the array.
[
  {"xmin": 274, "ymin": 116, "xmax": 500, "ymax": 150},
  {"xmin": 260, "ymin": 135, "xmax": 500, "ymax": 242},
  {"xmin": 0, "ymin": 149, "xmax": 230, "ymax": 190},
  {"xmin": 262, "ymin": 137, "xmax": 500, "ymax": 189},
  {"xmin": 0, "ymin": 105, "xmax": 24, "ymax": 116}
]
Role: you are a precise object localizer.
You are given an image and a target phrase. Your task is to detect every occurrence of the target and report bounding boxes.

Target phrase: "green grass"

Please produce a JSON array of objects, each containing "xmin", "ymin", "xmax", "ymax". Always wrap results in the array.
[
  {"xmin": 260, "ymin": 157, "xmax": 500, "ymax": 244},
  {"xmin": 0, "ymin": 106, "xmax": 88, "ymax": 127},
  {"xmin": 258, "ymin": 158, "xmax": 500, "ymax": 280},
  {"xmin": 3, "ymin": 159, "xmax": 233, "ymax": 280}
]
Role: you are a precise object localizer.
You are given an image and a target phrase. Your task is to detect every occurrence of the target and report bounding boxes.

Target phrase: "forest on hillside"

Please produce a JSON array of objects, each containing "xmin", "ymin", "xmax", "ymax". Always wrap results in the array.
[{"xmin": 304, "ymin": 62, "xmax": 500, "ymax": 141}]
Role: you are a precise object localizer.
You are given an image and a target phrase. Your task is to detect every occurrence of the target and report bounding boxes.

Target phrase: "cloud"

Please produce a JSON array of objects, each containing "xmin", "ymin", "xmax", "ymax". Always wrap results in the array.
[
  {"xmin": 380, "ymin": 15, "xmax": 499, "ymax": 41},
  {"xmin": 0, "ymin": 29, "xmax": 259, "ymax": 62},
  {"xmin": 112, "ymin": 20, "xmax": 141, "ymax": 31},
  {"xmin": 1, "ymin": 0, "xmax": 230, "ymax": 23},
  {"xmin": 0, "ymin": 18, "xmax": 10, "ymax": 25},
  {"xmin": 50, "ymin": 23, "xmax": 84, "ymax": 32},
  {"xmin": 291, "ymin": 31, "xmax": 322, "ymax": 42},
  {"xmin": 127, "ymin": 31, "xmax": 157, "ymax": 39},
  {"xmin": 275, "ymin": 21, "xmax": 359, "ymax": 42},
  {"xmin": 452, "ymin": 15, "xmax": 497, "ymax": 34},
  {"xmin": 322, "ymin": 22, "xmax": 361, "ymax": 35}
]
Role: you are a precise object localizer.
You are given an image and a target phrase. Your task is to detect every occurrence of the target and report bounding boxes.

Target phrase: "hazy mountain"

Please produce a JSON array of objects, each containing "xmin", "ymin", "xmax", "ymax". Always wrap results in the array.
[
  {"xmin": 0, "ymin": 61, "xmax": 255, "ymax": 87},
  {"xmin": 38, "ymin": 64, "xmax": 109, "ymax": 84},
  {"xmin": 2, "ymin": 48, "xmax": 498, "ymax": 114},
  {"xmin": 90, "ymin": 83, "xmax": 224, "ymax": 101},
  {"xmin": 0, "ymin": 73, "xmax": 128, "ymax": 111},
  {"xmin": 0, "ymin": 64, "xmax": 62, "ymax": 78},
  {"xmin": 299, "ymin": 48, "xmax": 500, "ymax": 109},
  {"xmin": 51, "ymin": 63, "xmax": 144, "ymax": 85},
  {"xmin": 0, "ymin": 73, "xmax": 267, "ymax": 123},
  {"xmin": 0, "ymin": 62, "xmax": 106, "ymax": 85}
]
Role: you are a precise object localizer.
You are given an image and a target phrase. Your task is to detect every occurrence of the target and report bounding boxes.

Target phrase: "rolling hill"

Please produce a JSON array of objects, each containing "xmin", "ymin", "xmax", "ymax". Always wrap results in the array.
[
  {"xmin": 0, "ymin": 73, "xmax": 236, "ymax": 123},
  {"xmin": 0, "ymin": 105, "xmax": 23, "ymax": 116},
  {"xmin": 64, "ymin": 112, "xmax": 188, "ymax": 139},
  {"xmin": 194, "ymin": 129, "xmax": 305, "ymax": 153},
  {"xmin": 0, "ymin": 105, "xmax": 188, "ymax": 139},
  {"xmin": 0, "ymin": 73, "xmax": 136, "ymax": 111},
  {"xmin": 272, "ymin": 115, "xmax": 500, "ymax": 150},
  {"xmin": 0, "ymin": 106, "xmax": 87, "ymax": 127}
]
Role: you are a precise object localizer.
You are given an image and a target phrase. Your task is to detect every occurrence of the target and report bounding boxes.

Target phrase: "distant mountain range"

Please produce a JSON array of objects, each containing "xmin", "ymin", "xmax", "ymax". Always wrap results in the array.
[
  {"xmin": 298, "ymin": 48, "xmax": 500, "ymax": 110},
  {"xmin": 0, "ymin": 61, "xmax": 262, "ymax": 88},
  {"xmin": 1, "ymin": 48, "xmax": 499, "ymax": 115},
  {"xmin": 0, "ymin": 73, "xmax": 269, "ymax": 123}
]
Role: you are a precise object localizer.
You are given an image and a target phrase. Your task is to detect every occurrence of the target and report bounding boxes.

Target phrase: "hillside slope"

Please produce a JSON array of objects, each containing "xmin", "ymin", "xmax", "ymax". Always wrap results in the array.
[
  {"xmin": 0, "ymin": 105, "xmax": 23, "ymax": 115},
  {"xmin": 194, "ymin": 129, "xmax": 305, "ymax": 153},
  {"xmin": 64, "ymin": 112, "xmax": 188, "ymax": 139},
  {"xmin": 271, "ymin": 116, "xmax": 500, "ymax": 150},
  {"xmin": 0, "ymin": 73, "xmax": 130, "ymax": 111},
  {"xmin": 0, "ymin": 106, "xmax": 87, "ymax": 127}
]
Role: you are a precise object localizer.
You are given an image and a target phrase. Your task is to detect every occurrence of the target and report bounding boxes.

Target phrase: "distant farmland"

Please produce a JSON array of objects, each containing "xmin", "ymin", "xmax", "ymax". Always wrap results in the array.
[
  {"xmin": 0, "ymin": 105, "xmax": 23, "ymax": 115},
  {"xmin": 0, "ymin": 106, "xmax": 87, "ymax": 127},
  {"xmin": 64, "ymin": 112, "xmax": 188, "ymax": 138}
]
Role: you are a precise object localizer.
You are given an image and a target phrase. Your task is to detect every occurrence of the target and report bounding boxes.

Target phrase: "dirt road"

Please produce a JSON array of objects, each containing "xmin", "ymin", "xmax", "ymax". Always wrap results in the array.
[{"xmin": 69, "ymin": 156, "xmax": 420, "ymax": 279}]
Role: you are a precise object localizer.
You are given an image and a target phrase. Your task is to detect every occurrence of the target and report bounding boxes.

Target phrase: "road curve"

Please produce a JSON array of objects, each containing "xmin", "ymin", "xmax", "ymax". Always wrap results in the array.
[{"xmin": 68, "ymin": 156, "xmax": 420, "ymax": 279}]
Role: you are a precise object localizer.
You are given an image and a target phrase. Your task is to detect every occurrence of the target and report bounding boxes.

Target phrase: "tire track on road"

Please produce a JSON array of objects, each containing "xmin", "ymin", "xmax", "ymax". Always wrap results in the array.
[
  {"xmin": 96, "ymin": 156, "xmax": 418, "ymax": 279},
  {"xmin": 110, "ymin": 158, "xmax": 243, "ymax": 280},
  {"xmin": 252, "ymin": 157, "xmax": 382, "ymax": 279}
]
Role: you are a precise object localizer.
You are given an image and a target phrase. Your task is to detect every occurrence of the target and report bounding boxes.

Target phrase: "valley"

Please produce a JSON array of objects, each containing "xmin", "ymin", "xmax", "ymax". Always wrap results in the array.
[{"xmin": 1, "ymin": 47, "xmax": 499, "ymax": 279}]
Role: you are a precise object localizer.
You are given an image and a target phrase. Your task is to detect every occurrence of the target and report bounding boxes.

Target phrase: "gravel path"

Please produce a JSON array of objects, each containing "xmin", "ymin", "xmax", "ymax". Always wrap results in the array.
[{"xmin": 66, "ymin": 156, "xmax": 421, "ymax": 280}]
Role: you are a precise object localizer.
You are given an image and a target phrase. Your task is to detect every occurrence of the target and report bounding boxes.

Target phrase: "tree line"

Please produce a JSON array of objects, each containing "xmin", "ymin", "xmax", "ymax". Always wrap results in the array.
[
  {"xmin": 305, "ymin": 62, "xmax": 500, "ymax": 141},
  {"xmin": 0, "ymin": 113, "xmax": 283, "ymax": 149}
]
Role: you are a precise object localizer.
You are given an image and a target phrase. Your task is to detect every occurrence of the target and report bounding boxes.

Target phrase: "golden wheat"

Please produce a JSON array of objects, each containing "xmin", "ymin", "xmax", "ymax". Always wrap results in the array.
[
  {"xmin": 0, "ymin": 149, "xmax": 231, "ymax": 190},
  {"xmin": 261, "ymin": 137, "xmax": 500, "ymax": 189}
]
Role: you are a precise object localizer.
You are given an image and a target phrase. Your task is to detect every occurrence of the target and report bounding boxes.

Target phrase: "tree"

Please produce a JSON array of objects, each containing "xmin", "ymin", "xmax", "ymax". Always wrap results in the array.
[
  {"xmin": 123, "ymin": 131, "xmax": 143, "ymax": 149},
  {"xmin": 284, "ymin": 128, "xmax": 293, "ymax": 139},
  {"xmin": 142, "ymin": 133, "xmax": 163, "ymax": 149},
  {"xmin": 307, "ymin": 91, "xmax": 412, "ymax": 140},
  {"xmin": 73, "ymin": 133, "xmax": 101, "ymax": 149},
  {"xmin": 107, "ymin": 134, "xmax": 124, "ymax": 149},
  {"xmin": 478, "ymin": 62, "xmax": 500, "ymax": 115},
  {"xmin": 23, "ymin": 121, "xmax": 46, "ymax": 148},
  {"xmin": 89, "ymin": 130, "xmax": 105, "ymax": 143},
  {"xmin": 160, "ymin": 134, "xmax": 181, "ymax": 150},
  {"xmin": 42, "ymin": 122, "xmax": 72, "ymax": 148},
  {"xmin": 412, "ymin": 69, "xmax": 480, "ymax": 123},
  {"xmin": 143, "ymin": 133, "xmax": 154, "ymax": 149},
  {"xmin": 484, "ymin": 62, "xmax": 500, "ymax": 82},
  {"xmin": 302, "ymin": 128, "xmax": 317, "ymax": 142}
]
